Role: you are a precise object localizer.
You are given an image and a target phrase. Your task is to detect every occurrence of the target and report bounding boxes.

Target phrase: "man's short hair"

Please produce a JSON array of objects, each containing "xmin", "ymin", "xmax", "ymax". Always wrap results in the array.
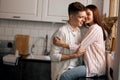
[{"xmin": 68, "ymin": 2, "xmax": 85, "ymax": 15}]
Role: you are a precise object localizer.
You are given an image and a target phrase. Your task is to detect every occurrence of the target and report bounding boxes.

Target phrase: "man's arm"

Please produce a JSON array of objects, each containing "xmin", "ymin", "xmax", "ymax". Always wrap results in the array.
[
  {"xmin": 53, "ymin": 37, "xmax": 69, "ymax": 49},
  {"xmin": 60, "ymin": 46, "xmax": 85, "ymax": 61},
  {"xmin": 50, "ymin": 43, "xmax": 85, "ymax": 61}
]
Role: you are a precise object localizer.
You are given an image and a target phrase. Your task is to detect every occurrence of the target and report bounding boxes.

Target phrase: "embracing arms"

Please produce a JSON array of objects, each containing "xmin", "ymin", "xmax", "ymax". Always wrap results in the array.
[{"xmin": 51, "ymin": 36, "xmax": 85, "ymax": 61}]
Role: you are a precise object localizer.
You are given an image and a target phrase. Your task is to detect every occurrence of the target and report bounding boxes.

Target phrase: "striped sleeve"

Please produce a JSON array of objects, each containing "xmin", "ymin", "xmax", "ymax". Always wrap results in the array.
[
  {"xmin": 69, "ymin": 43, "xmax": 79, "ymax": 52},
  {"xmin": 80, "ymin": 25, "xmax": 100, "ymax": 49}
]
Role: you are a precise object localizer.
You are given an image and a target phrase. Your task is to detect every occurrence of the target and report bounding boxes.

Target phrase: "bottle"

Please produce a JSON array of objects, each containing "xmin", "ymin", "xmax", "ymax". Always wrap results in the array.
[{"xmin": 15, "ymin": 50, "xmax": 19, "ymax": 57}]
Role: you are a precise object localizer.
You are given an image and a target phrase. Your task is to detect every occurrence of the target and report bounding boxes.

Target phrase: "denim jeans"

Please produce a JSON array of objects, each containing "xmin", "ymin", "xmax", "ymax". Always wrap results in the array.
[{"xmin": 60, "ymin": 65, "xmax": 86, "ymax": 80}]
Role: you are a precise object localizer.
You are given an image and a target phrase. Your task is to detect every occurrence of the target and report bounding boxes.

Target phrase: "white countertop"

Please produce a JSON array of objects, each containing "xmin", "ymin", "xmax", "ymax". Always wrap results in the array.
[{"xmin": 26, "ymin": 54, "xmax": 51, "ymax": 61}]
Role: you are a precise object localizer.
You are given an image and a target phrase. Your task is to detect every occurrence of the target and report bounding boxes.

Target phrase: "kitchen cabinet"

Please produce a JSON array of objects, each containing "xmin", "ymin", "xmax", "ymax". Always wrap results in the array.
[
  {"xmin": 21, "ymin": 59, "xmax": 51, "ymax": 80},
  {"xmin": 42, "ymin": 0, "xmax": 89, "ymax": 23},
  {"xmin": 0, "ymin": 0, "xmax": 103, "ymax": 23},
  {"xmin": 0, "ymin": 58, "xmax": 51, "ymax": 80},
  {"xmin": 0, "ymin": 0, "xmax": 42, "ymax": 21},
  {"xmin": 0, "ymin": 60, "xmax": 21, "ymax": 80}
]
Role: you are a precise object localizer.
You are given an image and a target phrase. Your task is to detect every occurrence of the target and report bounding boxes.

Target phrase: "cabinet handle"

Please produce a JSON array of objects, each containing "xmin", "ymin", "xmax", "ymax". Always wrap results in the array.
[
  {"xmin": 13, "ymin": 16, "xmax": 21, "ymax": 18},
  {"xmin": 62, "ymin": 20, "xmax": 68, "ymax": 22}
]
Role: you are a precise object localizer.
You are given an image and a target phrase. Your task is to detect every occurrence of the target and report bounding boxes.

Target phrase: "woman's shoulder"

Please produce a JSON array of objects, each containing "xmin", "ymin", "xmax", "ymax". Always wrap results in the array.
[
  {"xmin": 91, "ymin": 24, "xmax": 102, "ymax": 30},
  {"xmin": 92, "ymin": 23, "xmax": 99, "ymax": 27}
]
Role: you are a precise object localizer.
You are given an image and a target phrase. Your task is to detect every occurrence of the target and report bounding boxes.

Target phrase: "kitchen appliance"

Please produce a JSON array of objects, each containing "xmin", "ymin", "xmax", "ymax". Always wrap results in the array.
[{"xmin": 0, "ymin": 40, "xmax": 14, "ymax": 57}]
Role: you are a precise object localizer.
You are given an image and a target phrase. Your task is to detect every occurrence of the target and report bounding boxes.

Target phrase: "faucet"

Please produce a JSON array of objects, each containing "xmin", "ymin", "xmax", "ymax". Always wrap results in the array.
[
  {"xmin": 44, "ymin": 34, "xmax": 49, "ymax": 55},
  {"xmin": 30, "ymin": 35, "xmax": 49, "ymax": 55}
]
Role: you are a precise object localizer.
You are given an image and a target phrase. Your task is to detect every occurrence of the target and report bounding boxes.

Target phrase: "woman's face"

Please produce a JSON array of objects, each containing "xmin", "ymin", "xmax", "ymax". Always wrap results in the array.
[{"xmin": 85, "ymin": 9, "xmax": 94, "ymax": 25}]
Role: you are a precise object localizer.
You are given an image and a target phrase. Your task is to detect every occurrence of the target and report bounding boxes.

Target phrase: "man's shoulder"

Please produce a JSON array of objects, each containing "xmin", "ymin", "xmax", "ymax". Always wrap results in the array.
[
  {"xmin": 52, "ymin": 24, "xmax": 68, "ymax": 37},
  {"xmin": 58, "ymin": 24, "xmax": 69, "ymax": 32}
]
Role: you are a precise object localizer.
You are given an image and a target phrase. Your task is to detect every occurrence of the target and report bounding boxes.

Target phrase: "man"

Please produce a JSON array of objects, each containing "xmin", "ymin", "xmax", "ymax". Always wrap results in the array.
[{"xmin": 50, "ymin": 2, "xmax": 86, "ymax": 80}]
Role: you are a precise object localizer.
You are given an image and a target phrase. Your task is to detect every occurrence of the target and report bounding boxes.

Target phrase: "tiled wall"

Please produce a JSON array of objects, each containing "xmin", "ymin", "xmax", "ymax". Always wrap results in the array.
[{"xmin": 0, "ymin": 19, "xmax": 64, "ymax": 55}]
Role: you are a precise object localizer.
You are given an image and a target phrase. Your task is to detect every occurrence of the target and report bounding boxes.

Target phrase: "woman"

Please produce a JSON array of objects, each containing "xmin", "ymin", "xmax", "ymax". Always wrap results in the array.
[{"xmin": 54, "ymin": 5, "xmax": 107, "ymax": 78}]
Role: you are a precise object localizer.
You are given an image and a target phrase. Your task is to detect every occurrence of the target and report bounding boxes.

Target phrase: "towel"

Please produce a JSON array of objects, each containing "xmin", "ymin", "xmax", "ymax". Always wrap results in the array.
[{"xmin": 3, "ymin": 54, "xmax": 19, "ymax": 66}]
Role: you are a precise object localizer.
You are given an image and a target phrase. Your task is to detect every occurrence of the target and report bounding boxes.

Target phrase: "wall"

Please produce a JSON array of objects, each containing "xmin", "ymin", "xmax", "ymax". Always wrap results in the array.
[
  {"xmin": 103, "ymin": 0, "xmax": 110, "ymax": 16},
  {"xmin": 0, "ymin": 19, "xmax": 64, "ymax": 55},
  {"xmin": 91, "ymin": 0, "xmax": 103, "ymax": 15}
]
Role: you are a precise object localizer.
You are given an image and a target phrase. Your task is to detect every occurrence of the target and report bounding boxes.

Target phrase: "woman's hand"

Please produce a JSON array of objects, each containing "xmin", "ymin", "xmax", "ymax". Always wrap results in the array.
[{"xmin": 53, "ymin": 37, "xmax": 69, "ymax": 48}]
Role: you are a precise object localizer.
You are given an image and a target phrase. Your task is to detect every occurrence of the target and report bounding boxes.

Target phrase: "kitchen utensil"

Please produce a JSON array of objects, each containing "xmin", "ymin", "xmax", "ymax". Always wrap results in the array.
[{"xmin": 15, "ymin": 34, "xmax": 29, "ymax": 56}]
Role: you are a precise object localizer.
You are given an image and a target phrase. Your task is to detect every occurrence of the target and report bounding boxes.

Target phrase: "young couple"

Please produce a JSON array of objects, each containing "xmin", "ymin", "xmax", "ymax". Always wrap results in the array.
[{"xmin": 50, "ymin": 2, "xmax": 106, "ymax": 80}]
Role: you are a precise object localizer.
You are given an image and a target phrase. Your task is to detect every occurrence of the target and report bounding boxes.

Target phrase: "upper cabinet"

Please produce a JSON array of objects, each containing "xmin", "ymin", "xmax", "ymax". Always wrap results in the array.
[
  {"xmin": 0, "ymin": 0, "xmax": 96, "ymax": 23},
  {"xmin": 0, "ymin": 0, "xmax": 42, "ymax": 21},
  {"xmin": 42, "ymin": 0, "xmax": 89, "ymax": 23}
]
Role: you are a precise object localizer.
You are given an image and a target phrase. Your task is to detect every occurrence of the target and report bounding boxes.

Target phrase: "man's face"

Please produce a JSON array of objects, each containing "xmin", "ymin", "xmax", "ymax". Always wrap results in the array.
[{"xmin": 71, "ymin": 11, "xmax": 86, "ymax": 27}]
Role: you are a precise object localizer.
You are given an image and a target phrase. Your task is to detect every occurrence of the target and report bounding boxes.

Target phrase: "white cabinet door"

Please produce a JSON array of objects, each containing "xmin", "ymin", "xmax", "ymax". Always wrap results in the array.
[
  {"xmin": 42, "ymin": 0, "xmax": 88, "ymax": 23},
  {"xmin": 0, "ymin": 0, "xmax": 42, "ymax": 21}
]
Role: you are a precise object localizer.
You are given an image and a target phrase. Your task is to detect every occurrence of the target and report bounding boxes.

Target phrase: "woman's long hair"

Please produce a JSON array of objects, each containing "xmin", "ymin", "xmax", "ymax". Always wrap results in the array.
[{"xmin": 86, "ymin": 5, "xmax": 106, "ymax": 40}]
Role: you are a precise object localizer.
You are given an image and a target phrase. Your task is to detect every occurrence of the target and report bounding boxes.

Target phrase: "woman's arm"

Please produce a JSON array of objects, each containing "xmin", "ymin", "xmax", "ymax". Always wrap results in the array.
[
  {"xmin": 60, "ymin": 46, "xmax": 85, "ymax": 61},
  {"xmin": 53, "ymin": 36, "xmax": 80, "ymax": 51},
  {"xmin": 53, "ymin": 25, "xmax": 102, "ymax": 51},
  {"xmin": 81, "ymin": 25, "xmax": 102, "ymax": 49},
  {"xmin": 51, "ymin": 38, "xmax": 85, "ymax": 61},
  {"xmin": 53, "ymin": 37, "xmax": 69, "ymax": 49},
  {"xmin": 51, "ymin": 30, "xmax": 85, "ymax": 61}
]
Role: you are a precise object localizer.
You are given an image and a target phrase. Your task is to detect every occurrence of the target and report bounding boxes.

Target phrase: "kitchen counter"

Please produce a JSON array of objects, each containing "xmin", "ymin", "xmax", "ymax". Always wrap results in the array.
[
  {"xmin": 0, "ymin": 54, "xmax": 51, "ymax": 64},
  {"xmin": 25, "ymin": 54, "xmax": 51, "ymax": 61}
]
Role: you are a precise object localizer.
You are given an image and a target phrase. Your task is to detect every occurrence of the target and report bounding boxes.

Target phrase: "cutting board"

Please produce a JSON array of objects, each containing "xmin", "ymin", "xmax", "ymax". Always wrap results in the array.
[{"xmin": 15, "ymin": 35, "xmax": 29, "ymax": 56}]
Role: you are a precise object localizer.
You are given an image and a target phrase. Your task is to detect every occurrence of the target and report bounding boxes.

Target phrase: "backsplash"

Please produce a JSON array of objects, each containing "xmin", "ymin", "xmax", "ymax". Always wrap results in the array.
[{"xmin": 0, "ymin": 19, "xmax": 64, "ymax": 55}]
